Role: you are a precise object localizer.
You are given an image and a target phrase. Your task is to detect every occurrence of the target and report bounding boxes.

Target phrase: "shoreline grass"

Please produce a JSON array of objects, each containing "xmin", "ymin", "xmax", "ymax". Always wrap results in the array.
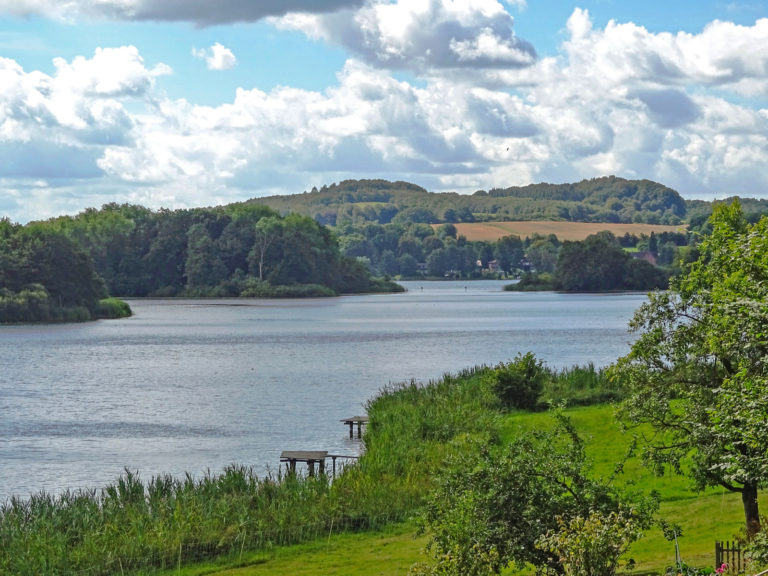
[{"xmin": 2, "ymin": 362, "xmax": 763, "ymax": 575}]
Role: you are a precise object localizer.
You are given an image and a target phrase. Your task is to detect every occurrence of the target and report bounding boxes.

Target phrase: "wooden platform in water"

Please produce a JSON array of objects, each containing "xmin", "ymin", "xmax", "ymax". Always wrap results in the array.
[
  {"xmin": 280, "ymin": 450, "xmax": 358, "ymax": 477},
  {"xmin": 340, "ymin": 415, "xmax": 368, "ymax": 438}
]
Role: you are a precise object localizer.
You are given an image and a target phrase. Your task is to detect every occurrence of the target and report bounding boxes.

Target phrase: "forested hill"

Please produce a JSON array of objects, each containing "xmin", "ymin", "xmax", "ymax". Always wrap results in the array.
[{"xmin": 249, "ymin": 176, "xmax": 693, "ymax": 226}]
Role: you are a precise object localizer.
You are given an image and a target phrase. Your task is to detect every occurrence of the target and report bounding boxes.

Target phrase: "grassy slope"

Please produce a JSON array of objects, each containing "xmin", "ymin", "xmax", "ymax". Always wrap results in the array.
[
  {"xmin": 181, "ymin": 405, "xmax": 762, "ymax": 576},
  {"xmin": 156, "ymin": 523, "xmax": 428, "ymax": 576},
  {"xmin": 502, "ymin": 406, "xmax": 766, "ymax": 572}
]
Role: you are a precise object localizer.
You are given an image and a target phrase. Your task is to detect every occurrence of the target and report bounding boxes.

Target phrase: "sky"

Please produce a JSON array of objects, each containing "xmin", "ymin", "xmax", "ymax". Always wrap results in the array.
[{"xmin": 0, "ymin": 0, "xmax": 767, "ymax": 223}]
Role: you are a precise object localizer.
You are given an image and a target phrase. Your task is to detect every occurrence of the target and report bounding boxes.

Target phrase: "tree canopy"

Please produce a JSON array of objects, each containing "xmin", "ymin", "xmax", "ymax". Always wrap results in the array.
[
  {"xmin": 615, "ymin": 200, "xmax": 768, "ymax": 537},
  {"xmin": 554, "ymin": 232, "xmax": 668, "ymax": 292},
  {"xmin": 0, "ymin": 221, "xmax": 108, "ymax": 322}
]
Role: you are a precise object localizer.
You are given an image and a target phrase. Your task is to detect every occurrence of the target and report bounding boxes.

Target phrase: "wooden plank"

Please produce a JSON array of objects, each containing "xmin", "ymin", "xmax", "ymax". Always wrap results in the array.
[
  {"xmin": 280, "ymin": 450, "xmax": 328, "ymax": 461},
  {"xmin": 340, "ymin": 416, "xmax": 368, "ymax": 423}
]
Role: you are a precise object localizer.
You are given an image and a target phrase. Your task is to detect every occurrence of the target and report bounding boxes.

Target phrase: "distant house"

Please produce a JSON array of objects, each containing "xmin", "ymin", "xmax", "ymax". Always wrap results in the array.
[
  {"xmin": 632, "ymin": 251, "xmax": 658, "ymax": 266},
  {"xmin": 416, "ymin": 262, "xmax": 428, "ymax": 275},
  {"xmin": 487, "ymin": 259, "xmax": 500, "ymax": 273}
]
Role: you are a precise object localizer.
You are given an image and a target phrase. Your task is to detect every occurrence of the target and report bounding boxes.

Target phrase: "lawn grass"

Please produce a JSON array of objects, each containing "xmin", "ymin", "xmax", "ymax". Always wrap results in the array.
[
  {"xmin": 189, "ymin": 404, "xmax": 762, "ymax": 576},
  {"xmin": 154, "ymin": 522, "xmax": 428, "ymax": 576},
  {"xmin": 501, "ymin": 405, "xmax": 766, "ymax": 573}
]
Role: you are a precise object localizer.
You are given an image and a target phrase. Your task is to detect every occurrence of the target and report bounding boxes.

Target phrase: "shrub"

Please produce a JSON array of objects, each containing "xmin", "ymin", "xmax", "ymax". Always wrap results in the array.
[
  {"xmin": 744, "ymin": 516, "xmax": 768, "ymax": 571},
  {"xmin": 536, "ymin": 510, "xmax": 643, "ymax": 576},
  {"xmin": 493, "ymin": 352, "xmax": 546, "ymax": 410},
  {"xmin": 95, "ymin": 298, "xmax": 132, "ymax": 319}
]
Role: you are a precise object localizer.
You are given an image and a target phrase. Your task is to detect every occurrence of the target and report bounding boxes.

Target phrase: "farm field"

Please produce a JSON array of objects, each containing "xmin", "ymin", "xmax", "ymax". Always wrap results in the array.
[{"xmin": 437, "ymin": 221, "xmax": 687, "ymax": 242}]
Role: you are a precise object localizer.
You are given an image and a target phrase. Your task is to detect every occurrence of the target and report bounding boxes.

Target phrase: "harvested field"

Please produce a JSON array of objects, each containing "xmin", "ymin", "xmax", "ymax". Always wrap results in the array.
[{"xmin": 434, "ymin": 221, "xmax": 687, "ymax": 242}]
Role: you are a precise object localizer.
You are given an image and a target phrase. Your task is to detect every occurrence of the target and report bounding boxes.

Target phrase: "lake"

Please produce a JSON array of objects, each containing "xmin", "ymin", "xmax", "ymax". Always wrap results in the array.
[{"xmin": 0, "ymin": 281, "xmax": 646, "ymax": 502}]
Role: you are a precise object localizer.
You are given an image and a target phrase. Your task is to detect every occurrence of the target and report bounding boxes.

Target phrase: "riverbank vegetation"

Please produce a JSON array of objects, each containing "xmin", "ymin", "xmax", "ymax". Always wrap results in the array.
[
  {"xmin": 2, "ymin": 355, "xmax": 763, "ymax": 575},
  {"xmin": 0, "ymin": 361, "xmax": 624, "ymax": 575},
  {"xmin": 0, "ymin": 220, "xmax": 132, "ymax": 323}
]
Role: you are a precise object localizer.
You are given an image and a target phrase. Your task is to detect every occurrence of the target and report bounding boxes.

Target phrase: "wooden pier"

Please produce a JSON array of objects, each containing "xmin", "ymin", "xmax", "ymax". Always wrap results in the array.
[
  {"xmin": 280, "ymin": 450, "xmax": 358, "ymax": 477},
  {"xmin": 280, "ymin": 451, "xmax": 328, "ymax": 476},
  {"xmin": 278, "ymin": 416, "xmax": 367, "ymax": 477},
  {"xmin": 341, "ymin": 415, "xmax": 368, "ymax": 438}
]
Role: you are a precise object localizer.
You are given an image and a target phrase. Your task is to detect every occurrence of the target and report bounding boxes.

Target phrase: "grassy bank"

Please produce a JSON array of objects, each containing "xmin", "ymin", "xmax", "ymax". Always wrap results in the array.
[{"xmin": 1, "ymin": 361, "xmax": 762, "ymax": 575}]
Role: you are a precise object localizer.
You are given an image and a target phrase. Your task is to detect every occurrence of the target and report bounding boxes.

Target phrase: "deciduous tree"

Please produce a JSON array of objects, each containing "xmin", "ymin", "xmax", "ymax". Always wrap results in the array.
[{"xmin": 615, "ymin": 200, "xmax": 768, "ymax": 537}]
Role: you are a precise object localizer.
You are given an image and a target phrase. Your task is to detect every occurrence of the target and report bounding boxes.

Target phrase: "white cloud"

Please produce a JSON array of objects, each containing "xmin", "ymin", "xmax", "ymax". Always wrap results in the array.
[
  {"xmin": 192, "ymin": 43, "xmax": 237, "ymax": 71},
  {"xmin": 277, "ymin": 0, "xmax": 536, "ymax": 72},
  {"xmin": 0, "ymin": 46, "xmax": 168, "ymax": 210}
]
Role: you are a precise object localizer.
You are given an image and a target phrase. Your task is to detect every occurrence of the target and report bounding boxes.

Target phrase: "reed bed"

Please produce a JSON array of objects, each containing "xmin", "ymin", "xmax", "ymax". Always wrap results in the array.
[{"xmin": 540, "ymin": 362, "xmax": 622, "ymax": 407}]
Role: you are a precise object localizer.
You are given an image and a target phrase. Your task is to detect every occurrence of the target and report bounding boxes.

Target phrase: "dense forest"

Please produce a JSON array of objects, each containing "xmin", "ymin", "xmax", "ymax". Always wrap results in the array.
[
  {"xmin": 0, "ymin": 203, "xmax": 401, "ymax": 323},
  {"xmin": 42, "ymin": 203, "xmax": 402, "ymax": 298},
  {"xmin": 249, "ymin": 176, "xmax": 768, "ymax": 227}
]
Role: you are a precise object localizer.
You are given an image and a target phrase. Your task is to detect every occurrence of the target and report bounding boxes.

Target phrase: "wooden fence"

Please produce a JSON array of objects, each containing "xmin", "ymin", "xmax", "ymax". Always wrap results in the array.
[{"xmin": 716, "ymin": 540, "xmax": 743, "ymax": 573}]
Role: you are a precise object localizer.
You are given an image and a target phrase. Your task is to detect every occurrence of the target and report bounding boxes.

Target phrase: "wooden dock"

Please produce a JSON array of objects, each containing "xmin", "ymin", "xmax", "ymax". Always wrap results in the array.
[
  {"xmin": 341, "ymin": 415, "xmax": 368, "ymax": 438},
  {"xmin": 280, "ymin": 450, "xmax": 358, "ymax": 477},
  {"xmin": 280, "ymin": 450, "xmax": 328, "ymax": 476},
  {"xmin": 278, "ymin": 416, "xmax": 367, "ymax": 477}
]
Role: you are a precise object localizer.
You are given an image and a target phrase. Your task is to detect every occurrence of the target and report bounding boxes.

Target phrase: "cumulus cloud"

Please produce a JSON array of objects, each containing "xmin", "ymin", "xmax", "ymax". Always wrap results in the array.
[
  {"xmin": 192, "ymin": 43, "xmax": 237, "ymax": 71},
  {"xmin": 277, "ymin": 0, "xmax": 536, "ymax": 72},
  {"xmin": 2, "ymin": 7, "xmax": 768, "ymax": 223},
  {"xmin": 0, "ymin": 46, "xmax": 168, "ymax": 202},
  {"xmin": 0, "ymin": 0, "xmax": 366, "ymax": 24}
]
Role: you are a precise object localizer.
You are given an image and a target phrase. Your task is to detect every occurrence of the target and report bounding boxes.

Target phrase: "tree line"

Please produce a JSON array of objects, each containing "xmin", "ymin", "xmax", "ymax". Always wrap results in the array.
[
  {"xmin": 250, "ymin": 176, "xmax": 768, "ymax": 228},
  {"xmin": 0, "ymin": 219, "xmax": 125, "ymax": 323},
  {"xmin": 334, "ymin": 216, "xmax": 685, "ymax": 291},
  {"xmin": 0, "ymin": 202, "xmax": 401, "ymax": 323}
]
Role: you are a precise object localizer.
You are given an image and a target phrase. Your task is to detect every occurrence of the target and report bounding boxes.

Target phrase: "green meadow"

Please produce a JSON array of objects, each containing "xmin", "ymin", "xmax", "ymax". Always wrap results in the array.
[{"xmin": 157, "ymin": 404, "xmax": 762, "ymax": 576}]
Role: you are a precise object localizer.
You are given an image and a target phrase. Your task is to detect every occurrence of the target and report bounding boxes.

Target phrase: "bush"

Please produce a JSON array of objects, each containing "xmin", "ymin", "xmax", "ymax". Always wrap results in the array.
[
  {"xmin": 744, "ymin": 516, "xmax": 768, "ymax": 571},
  {"xmin": 504, "ymin": 272, "xmax": 556, "ymax": 291},
  {"xmin": 239, "ymin": 279, "xmax": 337, "ymax": 298},
  {"xmin": 536, "ymin": 510, "xmax": 643, "ymax": 576},
  {"xmin": 493, "ymin": 352, "xmax": 546, "ymax": 410},
  {"xmin": 95, "ymin": 298, "xmax": 132, "ymax": 319}
]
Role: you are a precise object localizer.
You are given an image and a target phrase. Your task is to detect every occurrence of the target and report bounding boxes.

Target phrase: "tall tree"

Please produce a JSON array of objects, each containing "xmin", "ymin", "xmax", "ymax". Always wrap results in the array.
[
  {"xmin": 615, "ymin": 200, "xmax": 768, "ymax": 537},
  {"xmin": 249, "ymin": 216, "xmax": 282, "ymax": 282}
]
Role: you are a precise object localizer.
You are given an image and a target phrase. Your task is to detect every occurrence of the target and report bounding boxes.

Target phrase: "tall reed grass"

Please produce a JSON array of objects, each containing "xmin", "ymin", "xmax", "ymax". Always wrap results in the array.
[{"xmin": 540, "ymin": 362, "xmax": 623, "ymax": 407}]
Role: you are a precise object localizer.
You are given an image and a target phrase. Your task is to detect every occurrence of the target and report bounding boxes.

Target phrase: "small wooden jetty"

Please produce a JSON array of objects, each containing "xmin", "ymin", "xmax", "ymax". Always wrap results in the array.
[
  {"xmin": 280, "ymin": 450, "xmax": 358, "ymax": 477},
  {"xmin": 280, "ymin": 451, "xmax": 328, "ymax": 476},
  {"xmin": 341, "ymin": 415, "xmax": 368, "ymax": 438},
  {"xmin": 278, "ymin": 416, "xmax": 367, "ymax": 477}
]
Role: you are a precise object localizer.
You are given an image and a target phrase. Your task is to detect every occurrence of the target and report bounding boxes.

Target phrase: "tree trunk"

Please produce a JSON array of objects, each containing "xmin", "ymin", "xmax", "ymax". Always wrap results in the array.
[{"xmin": 742, "ymin": 482, "xmax": 761, "ymax": 538}]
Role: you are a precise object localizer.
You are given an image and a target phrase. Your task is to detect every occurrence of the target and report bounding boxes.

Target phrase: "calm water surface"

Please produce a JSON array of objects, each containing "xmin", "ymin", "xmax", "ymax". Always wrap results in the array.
[{"xmin": 0, "ymin": 281, "xmax": 645, "ymax": 502}]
